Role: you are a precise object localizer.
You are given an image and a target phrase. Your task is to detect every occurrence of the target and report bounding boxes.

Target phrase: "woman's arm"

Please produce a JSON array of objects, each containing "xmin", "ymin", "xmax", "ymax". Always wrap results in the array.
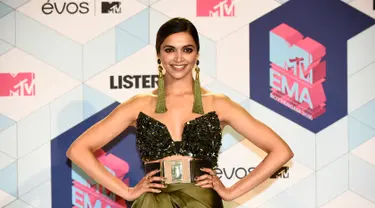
[
  {"xmin": 66, "ymin": 94, "xmax": 146, "ymax": 200},
  {"xmin": 215, "ymin": 94, "xmax": 294, "ymax": 200}
]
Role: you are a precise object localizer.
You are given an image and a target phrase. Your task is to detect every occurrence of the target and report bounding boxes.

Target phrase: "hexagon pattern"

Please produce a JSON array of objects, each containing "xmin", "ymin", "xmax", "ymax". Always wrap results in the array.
[{"xmin": 0, "ymin": 0, "xmax": 374, "ymax": 207}]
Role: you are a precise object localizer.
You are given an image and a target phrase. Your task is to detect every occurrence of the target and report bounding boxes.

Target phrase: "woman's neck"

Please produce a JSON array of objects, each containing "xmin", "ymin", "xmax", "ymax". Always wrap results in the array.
[{"xmin": 164, "ymin": 74, "xmax": 195, "ymax": 96}]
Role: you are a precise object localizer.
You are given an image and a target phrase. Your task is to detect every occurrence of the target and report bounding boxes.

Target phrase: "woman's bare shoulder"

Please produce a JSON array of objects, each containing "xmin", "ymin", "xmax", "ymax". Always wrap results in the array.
[
  {"xmin": 204, "ymin": 91, "xmax": 239, "ymax": 111},
  {"xmin": 201, "ymin": 90, "xmax": 232, "ymax": 111},
  {"xmin": 202, "ymin": 91, "xmax": 230, "ymax": 104},
  {"xmin": 120, "ymin": 92, "xmax": 155, "ymax": 105},
  {"xmin": 118, "ymin": 92, "xmax": 155, "ymax": 127}
]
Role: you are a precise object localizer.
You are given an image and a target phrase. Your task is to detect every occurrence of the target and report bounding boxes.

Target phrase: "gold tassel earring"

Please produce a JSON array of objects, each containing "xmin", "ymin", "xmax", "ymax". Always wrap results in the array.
[
  {"xmin": 155, "ymin": 59, "xmax": 167, "ymax": 113},
  {"xmin": 192, "ymin": 60, "xmax": 204, "ymax": 114}
]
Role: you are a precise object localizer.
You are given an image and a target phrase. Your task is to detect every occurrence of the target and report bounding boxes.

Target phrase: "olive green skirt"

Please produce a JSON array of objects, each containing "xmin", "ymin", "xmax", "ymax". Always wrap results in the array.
[{"xmin": 131, "ymin": 183, "xmax": 224, "ymax": 208}]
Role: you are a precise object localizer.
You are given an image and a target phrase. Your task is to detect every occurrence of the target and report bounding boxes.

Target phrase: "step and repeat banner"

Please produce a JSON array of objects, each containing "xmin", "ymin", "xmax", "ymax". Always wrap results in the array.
[{"xmin": 0, "ymin": 0, "xmax": 374, "ymax": 207}]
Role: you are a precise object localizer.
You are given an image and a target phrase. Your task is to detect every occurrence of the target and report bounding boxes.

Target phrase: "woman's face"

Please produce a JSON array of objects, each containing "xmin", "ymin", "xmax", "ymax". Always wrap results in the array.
[{"xmin": 158, "ymin": 32, "xmax": 199, "ymax": 80}]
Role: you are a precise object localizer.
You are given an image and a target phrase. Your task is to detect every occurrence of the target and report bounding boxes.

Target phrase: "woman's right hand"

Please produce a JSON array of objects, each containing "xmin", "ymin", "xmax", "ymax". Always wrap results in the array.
[{"xmin": 125, "ymin": 169, "xmax": 166, "ymax": 201}]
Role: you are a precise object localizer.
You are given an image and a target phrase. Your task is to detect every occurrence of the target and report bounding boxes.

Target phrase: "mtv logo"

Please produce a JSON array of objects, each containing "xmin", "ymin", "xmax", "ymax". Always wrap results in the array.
[
  {"xmin": 102, "ymin": 1, "xmax": 121, "ymax": 14},
  {"xmin": 196, "ymin": 0, "xmax": 237, "ymax": 17},
  {"xmin": 269, "ymin": 23, "xmax": 327, "ymax": 120},
  {"xmin": 270, "ymin": 166, "xmax": 289, "ymax": 179},
  {"xmin": 0, "ymin": 72, "xmax": 35, "ymax": 96}
]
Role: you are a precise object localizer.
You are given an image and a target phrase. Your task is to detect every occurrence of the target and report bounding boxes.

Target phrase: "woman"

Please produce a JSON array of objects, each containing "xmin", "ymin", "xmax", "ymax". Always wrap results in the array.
[{"xmin": 66, "ymin": 17, "xmax": 294, "ymax": 207}]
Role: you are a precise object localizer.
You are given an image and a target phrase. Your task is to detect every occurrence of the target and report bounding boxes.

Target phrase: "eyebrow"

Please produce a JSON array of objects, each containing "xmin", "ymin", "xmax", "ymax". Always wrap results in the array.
[{"xmin": 163, "ymin": 44, "xmax": 195, "ymax": 49}]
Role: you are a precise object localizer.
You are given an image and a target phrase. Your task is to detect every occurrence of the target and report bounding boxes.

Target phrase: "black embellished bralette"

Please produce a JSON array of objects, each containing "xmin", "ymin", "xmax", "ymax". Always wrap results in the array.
[{"xmin": 135, "ymin": 111, "xmax": 222, "ymax": 167}]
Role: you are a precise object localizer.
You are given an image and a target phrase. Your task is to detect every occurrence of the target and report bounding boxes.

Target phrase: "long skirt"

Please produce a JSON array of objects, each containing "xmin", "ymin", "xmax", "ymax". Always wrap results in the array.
[{"xmin": 131, "ymin": 183, "xmax": 224, "ymax": 208}]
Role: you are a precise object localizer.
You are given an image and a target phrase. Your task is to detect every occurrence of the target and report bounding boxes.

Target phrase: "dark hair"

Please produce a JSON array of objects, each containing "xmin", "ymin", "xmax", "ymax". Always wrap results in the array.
[{"xmin": 155, "ymin": 17, "xmax": 200, "ymax": 55}]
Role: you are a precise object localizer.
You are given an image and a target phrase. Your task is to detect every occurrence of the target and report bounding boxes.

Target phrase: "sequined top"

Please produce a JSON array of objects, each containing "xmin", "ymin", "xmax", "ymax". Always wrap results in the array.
[{"xmin": 136, "ymin": 111, "xmax": 222, "ymax": 167}]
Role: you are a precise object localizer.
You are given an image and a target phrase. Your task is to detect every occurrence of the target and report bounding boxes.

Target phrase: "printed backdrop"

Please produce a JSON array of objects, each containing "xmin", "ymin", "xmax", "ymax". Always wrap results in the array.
[{"xmin": 0, "ymin": 0, "xmax": 374, "ymax": 207}]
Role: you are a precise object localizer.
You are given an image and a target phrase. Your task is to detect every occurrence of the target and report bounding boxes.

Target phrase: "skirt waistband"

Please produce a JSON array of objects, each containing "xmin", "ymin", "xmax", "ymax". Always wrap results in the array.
[{"xmin": 144, "ymin": 159, "xmax": 213, "ymax": 184}]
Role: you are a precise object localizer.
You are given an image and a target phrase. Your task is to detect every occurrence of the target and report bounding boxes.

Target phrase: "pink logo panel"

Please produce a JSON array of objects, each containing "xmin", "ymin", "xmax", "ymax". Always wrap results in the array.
[
  {"xmin": 269, "ymin": 23, "xmax": 327, "ymax": 120},
  {"xmin": 196, "ymin": 0, "xmax": 236, "ymax": 17},
  {"xmin": 72, "ymin": 149, "xmax": 130, "ymax": 208},
  {"xmin": 0, "ymin": 72, "xmax": 35, "ymax": 96}
]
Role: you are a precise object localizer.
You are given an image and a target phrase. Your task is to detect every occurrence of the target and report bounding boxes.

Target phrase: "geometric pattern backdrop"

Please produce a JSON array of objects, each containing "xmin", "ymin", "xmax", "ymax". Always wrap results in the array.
[{"xmin": 0, "ymin": 0, "xmax": 374, "ymax": 207}]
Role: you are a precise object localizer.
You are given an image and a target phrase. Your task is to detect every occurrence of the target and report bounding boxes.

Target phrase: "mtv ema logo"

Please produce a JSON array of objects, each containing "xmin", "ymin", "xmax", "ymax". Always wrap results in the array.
[
  {"xmin": 102, "ymin": 1, "xmax": 121, "ymax": 14},
  {"xmin": 269, "ymin": 23, "xmax": 327, "ymax": 120},
  {"xmin": 72, "ymin": 149, "xmax": 130, "ymax": 207},
  {"xmin": 0, "ymin": 72, "xmax": 35, "ymax": 96},
  {"xmin": 196, "ymin": 0, "xmax": 238, "ymax": 17}
]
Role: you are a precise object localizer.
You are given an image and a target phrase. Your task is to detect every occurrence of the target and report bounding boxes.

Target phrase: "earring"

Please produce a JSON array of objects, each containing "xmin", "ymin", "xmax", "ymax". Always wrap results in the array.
[
  {"xmin": 192, "ymin": 60, "xmax": 204, "ymax": 114},
  {"xmin": 155, "ymin": 59, "xmax": 167, "ymax": 113}
]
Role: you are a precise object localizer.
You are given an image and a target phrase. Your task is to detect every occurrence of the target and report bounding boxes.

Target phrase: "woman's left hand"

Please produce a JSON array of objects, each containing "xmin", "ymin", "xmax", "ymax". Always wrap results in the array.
[{"xmin": 194, "ymin": 168, "xmax": 233, "ymax": 201}]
